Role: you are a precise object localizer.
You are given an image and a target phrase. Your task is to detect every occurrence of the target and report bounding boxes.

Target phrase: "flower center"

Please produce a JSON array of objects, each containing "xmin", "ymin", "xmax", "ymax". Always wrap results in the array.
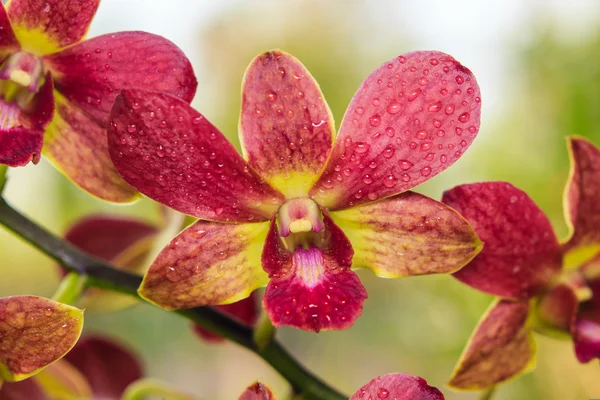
[
  {"xmin": 0, "ymin": 52, "xmax": 45, "ymax": 109},
  {"xmin": 276, "ymin": 198, "xmax": 325, "ymax": 251}
]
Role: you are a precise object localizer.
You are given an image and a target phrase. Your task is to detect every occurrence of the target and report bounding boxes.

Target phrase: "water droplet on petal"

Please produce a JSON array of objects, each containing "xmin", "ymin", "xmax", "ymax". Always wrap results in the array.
[
  {"xmin": 385, "ymin": 127, "xmax": 395, "ymax": 137},
  {"xmin": 383, "ymin": 175, "xmax": 398, "ymax": 188},
  {"xmin": 445, "ymin": 104, "xmax": 455, "ymax": 115},
  {"xmin": 420, "ymin": 166, "xmax": 432, "ymax": 176},
  {"xmin": 415, "ymin": 130, "xmax": 428, "ymax": 140},
  {"xmin": 398, "ymin": 56, "xmax": 407, "ymax": 63},
  {"xmin": 468, "ymin": 125, "xmax": 477, "ymax": 133},
  {"xmin": 386, "ymin": 101, "xmax": 402, "ymax": 115},
  {"xmin": 399, "ymin": 160, "xmax": 414, "ymax": 170},
  {"xmin": 428, "ymin": 102, "xmax": 442, "ymax": 112},
  {"xmin": 418, "ymin": 77, "xmax": 429, "ymax": 86},
  {"xmin": 369, "ymin": 114, "xmax": 382, "ymax": 127},
  {"xmin": 265, "ymin": 90, "xmax": 277, "ymax": 102},
  {"xmin": 278, "ymin": 67, "xmax": 286, "ymax": 77},
  {"xmin": 441, "ymin": 154, "xmax": 448, "ymax": 163},
  {"xmin": 455, "ymin": 75, "xmax": 465, "ymax": 84},
  {"xmin": 429, "ymin": 58, "xmax": 439, "ymax": 65},
  {"xmin": 192, "ymin": 116, "xmax": 202, "ymax": 125},
  {"xmin": 214, "ymin": 207, "xmax": 224, "ymax": 216},
  {"xmin": 420, "ymin": 141, "xmax": 433, "ymax": 151},
  {"xmin": 355, "ymin": 107, "xmax": 365, "ymax": 115},
  {"xmin": 407, "ymin": 88, "xmax": 421, "ymax": 102},
  {"xmin": 382, "ymin": 147, "xmax": 395, "ymax": 158},
  {"xmin": 354, "ymin": 142, "xmax": 370, "ymax": 153},
  {"xmin": 372, "ymin": 98, "xmax": 380, "ymax": 106},
  {"xmin": 458, "ymin": 112, "xmax": 470, "ymax": 123},
  {"xmin": 401, "ymin": 173, "xmax": 410, "ymax": 182},
  {"xmin": 127, "ymin": 124, "xmax": 136, "ymax": 133},
  {"xmin": 362, "ymin": 174, "xmax": 373, "ymax": 184},
  {"xmin": 377, "ymin": 387, "xmax": 390, "ymax": 399}
]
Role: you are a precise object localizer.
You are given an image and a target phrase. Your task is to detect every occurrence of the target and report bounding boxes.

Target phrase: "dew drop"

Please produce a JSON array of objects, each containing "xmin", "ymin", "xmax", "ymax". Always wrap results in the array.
[
  {"xmin": 458, "ymin": 112, "xmax": 470, "ymax": 123},
  {"xmin": 418, "ymin": 77, "xmax": 429, "ymax": 86},
  {"xmin": 415, "ymin": 130, "xmax": 428, "ymax": 140},
  {"xmin": 429, "ymin": 58, "xmax": 439, "ymax": 66},
  {"xmin": 367, "ymin": 192, "xmax": 378, "ymax": 201},
  {"xmin": 424, "ymin": 153, "xmax": 434, "ymax": 161},
  {"xmin": 372, "ymin": 98, "xmax": 380, "ymax": 106},
  {"xmin": 398, "ymin": 160, "xmax": 414, "ymax": 170},
  {"xmin": 192, "ymin": 116, "xmax": 202, "ymax": 125},
  {"xmin": 455, "ymin": 75, "xmax": 465, "ymax": 84},
  {"xmin": 445, "ymin": 104, "xmax": 455, "ymax": 115},
  {"xmin": 401, "ymin": 173, "xmax": 410, "ymax": 182},
  {"xmin": 362, "ymin": 174, "xmax": 373, "ymax": 184},
  {"xmin": 428, "ymin": 101, "xmax": 442, "ymax": 112},
  {"xmin": 437, "ymin": 129, "xmax": 446, "ymax": 137},
  {"xmin": 398, "ymin": 56, "xmax": 407, "ymax": 63},
  {"xmin": 420, "ymin": 141, "xmax": 433, "ymax": 151},
  {"xmin": 455, "ymin": 127, "xmax": 463, "ymax": 135},
  {"xmin": 383, "ymin": 175, "xmax": 398, "ymax": 188},
  {"xmin": 386, "ymin": 101, "xmax": 402, "ymax": 115},
  {"xmin": 440, "ymin": 88, "xmax": 448, "ymax": 95},
  {"xmin": 441, "ymin": 154, "xmax": 448, "ymax": 163},
  {"xmin": 468, "ymin": 125, "xmax": 477, "ymax": 134},
  {"xmin": 322, "ymin": 179, "xmax": 334, "ymax": 189},
  {"xmin": 354, "ymin": 142, "xmax": 370, "ymax": 153},
  {"xmin": 377, "ymin": 388, "xmax": 390, "ymax": 399},
  {"xmin": 407, "ymin": 88, "xmax": 421, "ymax": 102},
  {"xmin": 127, "ymin": 124, "xmax": 136, "ymax": 133},
  {"xmin": 278, "ymin": 67, "xmax": 286, "ymax": 77},
  {"xmin": 382, "ymin": 147, "xmax": 395, "ymax": 158},
  {"xmin": 355, "ymin": 106, "xmax": 365, "ymax": 115},
  {"xmin": 467, "ymin": 87, "xmax": 474, "ymax": 95},
  {"xmin": 265, "ymin": 90, "xmax": 277, "ymax": 102},
  {"xmin": 475, "ymin": 96, "xmax": 481, "ymax": 103},
  {"xmin": 214, "ymin": 207, "xmax": 224, "ymax": 216},
  {"xmin": 385, "ymin": 127, "xmax": 395, "ymax": 137},
  {"xmin": 369, "ymin": 114, "xmax": 382, "ymax": 127},
  {"xmin": 420, "ymin": 166, "xmax": 432, "ymax": 176}
]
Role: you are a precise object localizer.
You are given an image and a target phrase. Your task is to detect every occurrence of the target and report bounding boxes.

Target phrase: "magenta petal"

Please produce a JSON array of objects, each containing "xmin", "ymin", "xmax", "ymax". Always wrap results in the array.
[
  {"xmin": 108, "ymin": 89, "xmax": 284, "ymax": 222},
  {"xmin": 311, "ymin": 51, "xmax": 481, "ymax": 210},
  {"xmin": 442, "ymin": 182, "xmax": 562, "ymax": 299},
  {"xmin": 0, "ymin": 379, "xmax": 48, "ymax": 400},
  {"xmin": 193, "ymin": 293, "xmax": 258, "ymax": 343},
  {"xmin": 262, "ymin": 217, "xmax": 366, "ymax": 332},
  {"xmin": 573, "ymin": 319, "xmax": 600, "ymax": 363},
  {"xmin": 0, "ymin": 2, "xmax": 19, "ymax": 56},
  {"xmin": 350, "ymin": 373, "xmax": 444, "ymax": 400},
  {"xmin": 0, "ymin": 126, "xmax": 42, "ymax": 166},
  {"xmin": 63, "ymin": 336, "xmax": 142, "ymax": 399},
  {"xmin": 45, "ymin": 32, "xmax": 197, "ymax": 124}
]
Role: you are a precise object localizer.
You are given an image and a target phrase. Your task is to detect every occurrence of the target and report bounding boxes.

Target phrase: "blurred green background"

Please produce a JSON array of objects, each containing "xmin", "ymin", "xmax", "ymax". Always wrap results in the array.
[{"xmin": 2, "ymin": 0, "xmax": 600, "ymax": 399}]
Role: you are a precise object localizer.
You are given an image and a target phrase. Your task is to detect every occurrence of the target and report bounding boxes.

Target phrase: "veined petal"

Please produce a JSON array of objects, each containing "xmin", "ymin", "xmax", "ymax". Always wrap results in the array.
[
  {"xmin": 0, "ymin": 296, "xmax": 83, "ymax": 382},
  {"xmin": 443, "ymin": 182, "xmax": 562, "ymax": 299},
  {"xmin": 262, "ymin": 217, "xmax": 367, "ymax": 332},
  {"xmin": 239, "ymin": 50, "xmax": 334, "ymax": 197},
  {"xmin": 238, "ymin": 382, "xmax": 276, "ymax": 400},
  {"xmin": 448, "ymin": 299, "xmax": 535, "ymax": 390},
  {"xmin": 62, "ymin": 215, "xmax": 158, "ymax": 312},
  {"xmin": 109, "ymin": 89, "xmax": 284, "ymax": 222},
  {"xmin": 562, "ymin": 137, "xmax": 600, "ymax": 267},
  {"xmin": 331, "ymin": 191, "xmax": 481, "ymax": 278},
  {"xmin": 0, "ymin": 73, "xmax": 53, "ymax": 166},
  {"xmin": 0, "ymin": 3, "xmax": 19, "ymax": 57},
  {"xmin": 311, "ymin": 51, "xmax": 481, "ymax": 210},
  {"xmin": 139, "ymin": 219, "xmax": 270, "ymax": 310},
  {"xmin": 63, "ymin": 336, "xmax": 142, "ymax": 399},
  {"xmin": 193, "ymin": 294, "xmax": 258, "ymax": 343},
  {"xmin": 7, "ymin": 0, "xmax": 99, "ymax": 55},
  {"xmin": 44, "ymin": 31, "xmax": 197, "ymax": 124},
  {"xmin": 350, "ymin": 373, "xmax": 444, "ymax": 400}
]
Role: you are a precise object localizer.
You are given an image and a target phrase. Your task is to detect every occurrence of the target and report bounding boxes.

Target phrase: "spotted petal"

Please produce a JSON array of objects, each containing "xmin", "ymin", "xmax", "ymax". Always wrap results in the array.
[
  {"xmin": 44, "ymin": 31, "xmax": 197, "ymax": 124},
  {"xmin": 350, "ymin": 373, "xmax": 444, "ymax": 400},
  {"xmin": 562, "ymin": 137, "xmax": 600, "ymax": 267},
  {"xmin": 331, "ymin": 191, "xmax": 480, "ymax": 278},
  {"xmin": 449, "ymin": 299, "xmax": 534, "ymax": 390},
  {"xmin": 108, "ymin": 89, "xmax": 284, "ymax": 221},
  {"xmin": 7, "ymin": 0, "xmax": 99, "ymax": 55},
  {"xmin": 238, "ymin": 382, "xmax": 276, "ymax": 400},
  {"xmin": 0, "ymin": 2, "xmax": 19, "ymax": 58},
  {"xmin": 442, "ymin": 182, "xmax": 562, "ymax": 299},
  {"xmin": 62, "ymin": 215, "xmax": 158, "ymax": 312},
  {"xmin": 140, "ymin": 219, "xmax": 270, "ymax": 310},
  {"xmin": 0, "ymin": 73, "xmax": 53, "ymax": 166},
  {"xmin": 0, "ymin": 296, "xmax": 83, "ymax": 382},
  {"xmin": 311, "ymin": 51, "xmax": 481, "ymax": 210},
  {"xmin": 239, "ymin": 50, "xmax": 334, "ymax": 197},
  {"xmin": 262, "ymin": 216, "xmax": 367, "ymax": 332},
  {"xmin": 63, "ymin": 336, "xmax": 142, "ymax": 399}
]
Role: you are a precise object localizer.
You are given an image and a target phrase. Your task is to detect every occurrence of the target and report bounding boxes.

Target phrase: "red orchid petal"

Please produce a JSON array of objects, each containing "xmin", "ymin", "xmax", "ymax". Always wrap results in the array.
[
  {"xmin": 573, "ymin": 319, "xmax": 600, "ymax": 363},
  {"xmin": 0, "ymin": 2, "xmax": 19, "ymax": 57},
  {"xmin": 43, "ymin": 94, "xmax": 137, "ymax": 202},
  {"xmin": 535, "ymin": 284, "xmax": 578, "ymax": 334},
  {"xmin": 63, "ymin": 336, "xmax": 142, "ymax": 399},
  {"xmin": 350, "ymin": 373, "xmax": 444, "ymax": 400},
  {"xmin": 238, "ymin": 382, "xmax": 276, "ymax": 400},
  {"xmin": 0, "ymin": 72, "xmax": 53, "ymax": 166},
  {"xmin": 0, "ymin": 379, "xmax": 48, "ymax": 400},
  {"xmin": 562, "ymin": 137, "xmax": 600, "ymax": 266},
  {"xmin": 193, "ymin": 293, "xmax": 258, "ymax": 343},
  {"xmin": 108, "ymin": 89, "xmax": 284, "ymax": 221},
  {"xmin": 239, "ymin": 50, "xmax": 334, "ymax": 197},
  {"xmin": 139, "ymin": 219, "xmax": 270, "ymax": 310},
  {"xmin": 0, "ymin": 296, "xmax": 83, "ymax": 382},
  {"xmin": 331, "ymin": 191, "xmax": 481, "ymax": 278},
  {"xmin": 262, "ymin": 216, "xmax": 367, "ymax": 332},
  {"xmin": 7, "ymin": 0, "xmax": 99, "ymax": 54},
  {"xmin": 45, "ymin": 31, "xmax": 197, "ymax": 124},
  {"xmin": 442, "ymin": 182, "xmax": 562, "ymax": 299},
  {"xmin": 449, "ymin": 299, "xmax": 535, "ymax": 390},
  {"xmin": 311, "ymin": 51, "xmax": 481, "ymax": 210}
]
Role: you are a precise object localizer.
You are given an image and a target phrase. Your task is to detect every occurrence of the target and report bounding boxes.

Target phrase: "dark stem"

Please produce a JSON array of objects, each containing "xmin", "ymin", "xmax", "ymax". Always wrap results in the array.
[{"xmin": 0, "ymin": 198, "xmax": 346, "ymax": 400}]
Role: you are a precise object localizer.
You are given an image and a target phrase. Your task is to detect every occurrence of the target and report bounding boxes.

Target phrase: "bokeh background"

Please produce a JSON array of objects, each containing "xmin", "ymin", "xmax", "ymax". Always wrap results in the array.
[{"xmin": 2, "ymin": 0, "xmax": 600, "ymax": 399}]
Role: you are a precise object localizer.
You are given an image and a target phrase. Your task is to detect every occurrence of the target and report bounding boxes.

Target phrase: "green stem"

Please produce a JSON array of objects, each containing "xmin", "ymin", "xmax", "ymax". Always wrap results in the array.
[
  {"xmin": 0, "ymin": 166, "xmax": 8, "ymax": 193},
  {"xmin": 52, "ymin": 272, "xmax": 87, "ymax": 305},
  {"xmin": 479, "ymin": 386, "xmax": 497, "ymax": 400},
  {"xmin": 0, "ymin": 198, "xmax": 346, "ymax": 400}
]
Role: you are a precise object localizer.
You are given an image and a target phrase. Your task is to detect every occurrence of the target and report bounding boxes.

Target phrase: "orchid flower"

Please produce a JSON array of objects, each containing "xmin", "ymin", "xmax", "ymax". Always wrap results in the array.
[
  {"xmin": 238, "ymin": 373, "xmax": 445, "ymax": 399},
  {"xmin": 442, "ymin": 137, "xmax": 600, "ymax": 390},
  {"xmin": 107, "ymin": 50, "xmax": 483, "ymax": 332},
  {"xmin": 0, "ymin": 0, "xmax": 197, "ymax": 202}
]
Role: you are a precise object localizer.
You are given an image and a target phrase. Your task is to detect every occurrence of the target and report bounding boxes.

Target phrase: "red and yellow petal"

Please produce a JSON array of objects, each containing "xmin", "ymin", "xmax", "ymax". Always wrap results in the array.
[
  {"xmin": 0, "ymin": 296, "xmax": 83, "ymax": 382},
  {"xmin": 448, "ymin": 299, "xmax": 535, "ymax": 390},
  {"xmin": 330, "ymin": 191, "xmax": 481, "ymax": 278},
  {"xmin": 0, "ymin": 2, "xmax": 19, "ymax": 58},
  {"xmin": 193, "ymin": 293, "xmax": 258, "ymax": 343},
  {"xmin": 262, "ymin": 217, "xmax": 367, "ymax": 332},
  {"xmin": 562, "ymin": 137, "xmax": 600, "ymax": 268},
  {"xmin": 238, "ymin": 382, "xmax": 276, "ymax": 400},
  {"xmin": 0, "ymin": 73, "xmax": 53, "ymax": 166},
  {"xmin": 139, "ymin": 219, "xmax": 270, "ymax": 310},
  {"xmin": 44, "ymin": 31, "xmax": 197, "ymax": 124},
  {"xmin": 63, "ymin": 336, "xmax": 142, "ymax": 399},
  {"xmin": 7, "ymin": 0, "xmax": 99, "ymax": 55},
  {"xmin": 108, "ymin": 89, "xmax": 284, "ymax": 222},
  {"xmin": 442, "ymin": 182, "xmax": 562, "ymax": 299},
  {"xmin": 350, "ymin": 373, "xmax": 444, "ymax": 400},
  {"xmin": 311, "ymin": 51, "xmax": 481, "ymax": 210},
  {"xmin": 239, "ymin": 50, "xmax": 334, "ymax": 198},
  {"xmin": 43, "ymin": 92, "xmax": 138, "ymax": 202}
]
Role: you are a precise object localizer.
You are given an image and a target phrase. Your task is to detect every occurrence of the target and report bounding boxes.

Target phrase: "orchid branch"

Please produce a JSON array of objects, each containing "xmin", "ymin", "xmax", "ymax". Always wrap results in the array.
[{"xmin": 0, "ymin": 197, "xmax": 347, "ymax": 400}]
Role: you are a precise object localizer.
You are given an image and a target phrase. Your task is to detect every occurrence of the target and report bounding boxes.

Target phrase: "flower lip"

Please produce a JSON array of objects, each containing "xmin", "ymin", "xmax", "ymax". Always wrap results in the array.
[
  {"xmin": 277, "ymin": 197, "xmax": 325, "ymax": 238},
  {"xmin": 0, "ymin": 52, "xmax": 44, "ymax": 92}
]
